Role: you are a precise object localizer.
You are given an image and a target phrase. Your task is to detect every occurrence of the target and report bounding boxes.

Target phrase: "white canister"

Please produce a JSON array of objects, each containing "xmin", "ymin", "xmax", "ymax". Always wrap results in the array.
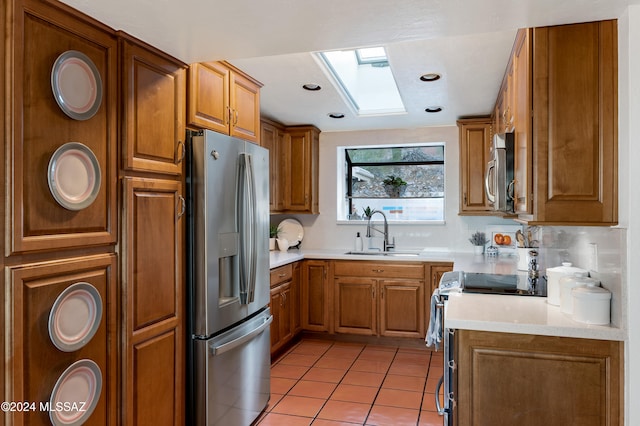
[
  {"xmin": 571, "ymin": 286, "xmax": 611, "ymax": 325},
  {"xmin": 545, "ymin": 262, "xmax": 588, "ymax": 306},
  {"xmin": 559, "ymin": 273, "xmax": 597, "ymax": 314}
]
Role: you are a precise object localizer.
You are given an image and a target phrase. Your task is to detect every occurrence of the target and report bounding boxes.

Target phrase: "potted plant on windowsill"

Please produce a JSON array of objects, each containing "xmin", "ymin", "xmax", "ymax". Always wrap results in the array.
[{"xmin": 382, "ymin": 175, "xmax": 407, "ymax": 197}]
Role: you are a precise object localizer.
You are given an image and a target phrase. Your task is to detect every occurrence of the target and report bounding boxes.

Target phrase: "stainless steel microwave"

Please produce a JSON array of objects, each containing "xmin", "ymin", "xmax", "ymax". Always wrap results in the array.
[{"xmin": 484, "ymin": 132, "xmax": 515, "ymax": 212}]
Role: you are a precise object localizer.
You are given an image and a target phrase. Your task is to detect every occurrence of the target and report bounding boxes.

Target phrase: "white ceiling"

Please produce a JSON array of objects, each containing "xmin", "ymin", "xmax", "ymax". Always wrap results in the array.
[{"xmin": 61, "ymin": 0, "xmax": 634, "ymax": 132}]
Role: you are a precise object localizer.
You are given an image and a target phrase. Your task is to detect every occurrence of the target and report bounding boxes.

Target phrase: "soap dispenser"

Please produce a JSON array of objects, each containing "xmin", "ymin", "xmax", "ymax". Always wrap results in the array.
[{"xmin": 355, "ymin": 232, "xmax": 363, "ymax": 252}]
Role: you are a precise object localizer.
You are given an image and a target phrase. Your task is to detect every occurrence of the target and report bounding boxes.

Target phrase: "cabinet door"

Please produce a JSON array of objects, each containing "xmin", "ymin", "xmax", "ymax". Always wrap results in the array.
[
  {"xmin": 530, "ymin": 21, "xmax": 617, "ymax": 224},
  {"xmin": 8, "ymin": 2, "xmax": 118, "ymax": 254},
  {"xmin": 512, "ymin": 29, "xmax": 533, "ymax": 214},
  {"xmin": 456, "ymin": 330, "xmax": 622, "ymax": 426},
  {"xmin": 457, "ymin": 118, "xmax": 493, "ymax": 214},
  {"xmin": 122, "ymin": 177, "xmax": 184, "ymax": 426},
  {"xmin": 7, "ymin": 254, "xmax": 117, "ymax": 426},
  {"xmin": 282, "ymin": 127, "xmax": 320, "ymax": 214},
  {"xmin": 379, "ymin": 279, "xmax": 424, "ymax": 338},
  {"xmin": 121, "ymin": 35, "xmax": 186, "ymax": 175},
  {"xmin": 334, "ymin": 277, "xmax": 377, "ymax": 335},
  {"xmin": 270, "ymin": 286, "xmax": 282, "ymax": 350},
  {"xmin": 427, "ymin": 263, "xmax": 454, "ymax": 296},
  {"xmin": 260, "ymin": 120, "xmax": 283, "ymax": 212},
  {"xmin": 187, "ymin": 62, "xmax": 230, "ymax": 135},
  {"xmin": 230, "ymin": 70, "xmax": 261, "ymax": 143},
  {"xmin": 291, "ymin": 262, "xmax": 302, "ymax": 334},
  {"xmin": 301, "ymin": 260, "xmax": 330, "ymax": 332}
]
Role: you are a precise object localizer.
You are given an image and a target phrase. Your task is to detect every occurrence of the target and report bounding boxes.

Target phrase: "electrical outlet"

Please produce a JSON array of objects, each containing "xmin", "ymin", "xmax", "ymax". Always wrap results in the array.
[{"xmin": 588, "ymin": 243, "xmax": 599, "ymax": 272}]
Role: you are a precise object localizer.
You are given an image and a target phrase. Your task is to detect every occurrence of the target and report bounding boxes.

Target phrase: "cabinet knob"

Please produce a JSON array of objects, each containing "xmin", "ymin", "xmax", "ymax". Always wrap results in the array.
[
  {"xmin": 372, "ymin": 269, "xmax": 384, "ymax": 273},
  {"xmin": 278, "ymin": 273, "xmax": 287, "ymax": 278}
]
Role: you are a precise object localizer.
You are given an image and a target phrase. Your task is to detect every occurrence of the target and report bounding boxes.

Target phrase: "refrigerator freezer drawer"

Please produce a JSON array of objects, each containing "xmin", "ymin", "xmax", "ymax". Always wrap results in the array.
[{"xmin": 194, "ymin": 309, "xmax": 272, "ymax": 425}]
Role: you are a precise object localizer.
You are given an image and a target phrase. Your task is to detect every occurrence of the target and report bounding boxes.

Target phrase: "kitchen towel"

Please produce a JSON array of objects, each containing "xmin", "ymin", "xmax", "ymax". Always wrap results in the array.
[{"xmin": 425, "ymin": 288, "xmax": 442, "ymax": 350}]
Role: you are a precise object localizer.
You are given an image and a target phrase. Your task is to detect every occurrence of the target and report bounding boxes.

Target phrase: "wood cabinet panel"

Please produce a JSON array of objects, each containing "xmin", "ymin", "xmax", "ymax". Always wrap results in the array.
[
  {"xmin": 527, "ymin": 21, "xmax": 617, "ymax": 224},
  {"xmin": 301, "ymin": 260, "xmax": 330, "ymax": 332},
  {"xmin": 334, "ymin": 277, "xmax": 377, "ymax": 335},
  {"xmin": 456, "ymin": 330, "xmax": 623, "ymax": 426},
  {"xmin": 7, "ymin": 1, "xmax": 117, "ymax": 254},
  {"xmin": 281, "ymin": 126, "xmax": 320, "ymax": 213},
  {"xmin": 457, "ymin": 118, "xmax": 493, "ymax": 214},
  {"xmin": 128, "ymin": 330, "xmax": 182, "ymax": 426},
  {"xmin": 270, "ymin": 263, "xmax": 293, "ymax": 287},
  {"xmin": 334, "ymin": 260, "xmax": 424, "ymax": 279},
  {"xmin": 122, "ymin": 177, "xmax": 184, "ymax": 425},
  {"xmin": 380, "ymin": 280, "xmax": 424, "ymax": 338},
  {"xmin": 270, "ymin": 282, "xmax": 293, "ymax": 352},
  {"xmin": 123, "ymin": 177, "xmax": 183, "ymax": 333},
  {"xmin": 260, "ymin": 119, "xmax": 284, "ymax": 212},
  {"xmin": 6, "ymin": 254, "xmax": 117, "ymax": 425},
  {"xmin": 120, "ymin": 34, "xmax": 187, "ymax": 175},
  {"xmin": 427, "ymin": 263, "xmax": 454, "ymax": 296},
  {"xmin": 187, "ymin": 61, "xmax": 261, "ymax": 144},
  {"xmin": 187, "ymin": 62, "xmax": 229, "ymax": 134}
]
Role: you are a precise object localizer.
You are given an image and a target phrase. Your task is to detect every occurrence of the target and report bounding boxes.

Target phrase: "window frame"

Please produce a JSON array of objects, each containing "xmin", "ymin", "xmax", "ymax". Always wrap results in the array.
[{"xmin": 336, "ymin": 142, "xmax": 447, "ymax": 224}]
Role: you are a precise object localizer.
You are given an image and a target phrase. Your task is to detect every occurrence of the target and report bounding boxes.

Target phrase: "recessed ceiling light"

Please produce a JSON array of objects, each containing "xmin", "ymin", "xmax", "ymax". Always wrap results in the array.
[
  {"xmin": 425, "ymin": 106, "xmax": 443, "ymax": 113},
  {"xmin": 302, "ymin": 84, "xmax": 322, "ymax": 91},
  {"xmin": 420, "ymin": 73, "xmax": 441, "ymax": 82},
  {"xmin": 328, "ymin": 112, "xmax": 345, "ymax": 119}
]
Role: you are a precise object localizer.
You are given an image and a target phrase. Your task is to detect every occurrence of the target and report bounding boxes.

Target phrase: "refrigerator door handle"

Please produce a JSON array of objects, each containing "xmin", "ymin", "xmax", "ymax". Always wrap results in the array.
[
  {"xmin": 210, "ymin": 315, "xmax": 273, "ymax": 356},
  {"xmin": 238, "ymin": 153, "xmax": 258, "ymax": 304}
]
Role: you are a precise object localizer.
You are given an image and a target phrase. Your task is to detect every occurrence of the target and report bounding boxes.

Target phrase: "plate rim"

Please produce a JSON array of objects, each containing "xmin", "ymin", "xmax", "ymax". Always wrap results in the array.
[
  {"xmin": 49, "ymin": 358, "xmax": 102, "ymax": 426},
  {"xmin": 51, "ymin": 50, "xmax": 103, "ymax": 121},
  {"xmin": 48, "ymin": 281, "xmax": 103, "ymax": 352},
  {"xmin": 278, "ymin": 218, "xmax": 304, "ymax": 247},
  {"xmin": 47, "ymin": 142, "xmax": 102, "ymax": 211}
]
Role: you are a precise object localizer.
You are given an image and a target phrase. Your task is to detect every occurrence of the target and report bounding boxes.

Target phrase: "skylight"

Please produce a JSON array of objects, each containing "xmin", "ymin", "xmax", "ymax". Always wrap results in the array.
[{"xmin": 318, "ymin": 47, "xmax": 405, "ymax": 116}]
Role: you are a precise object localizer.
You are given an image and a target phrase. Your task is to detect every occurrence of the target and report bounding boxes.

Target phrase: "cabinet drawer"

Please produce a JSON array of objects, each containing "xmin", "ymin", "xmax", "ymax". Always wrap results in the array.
[
  {"xmin": 333, "ymin": 261, "xmax": 424, "ymax": 279},
  {"xmin": 270, "ymin": 264, "xmax": 293, "ymax": 287}
]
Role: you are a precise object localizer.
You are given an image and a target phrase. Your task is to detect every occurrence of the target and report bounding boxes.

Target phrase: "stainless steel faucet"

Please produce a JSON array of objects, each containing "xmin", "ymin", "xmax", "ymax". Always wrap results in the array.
[{"xmin": 366, "ymin": 210, "xmax": 395, "ymax": 251}]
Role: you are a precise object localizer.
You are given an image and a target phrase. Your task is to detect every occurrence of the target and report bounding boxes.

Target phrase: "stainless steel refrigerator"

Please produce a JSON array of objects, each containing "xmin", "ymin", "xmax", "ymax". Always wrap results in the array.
[{"xmin": 186, "ymin": 129, "xmax": 272, "ymax": 425}]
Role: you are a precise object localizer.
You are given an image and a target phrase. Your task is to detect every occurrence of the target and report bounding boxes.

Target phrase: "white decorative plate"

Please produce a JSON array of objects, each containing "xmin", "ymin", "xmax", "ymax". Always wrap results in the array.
[
  {"xmin": 49, "ymin": 359, "xmax": 102, "ymax": 426},
  {"xmin": 48, "ymin": 282, "xmax": 102, "ymax": 352},
  {"xmin": 278, "ymin": 218, "xmax": 304, "ymax": 247},
  {"xmin": 48, "ymin": 142, "xmax": 101, "ymax": 211},
  {"xmin": 51, "ymin": 50, "xmax": 103, "ymax": 120}
]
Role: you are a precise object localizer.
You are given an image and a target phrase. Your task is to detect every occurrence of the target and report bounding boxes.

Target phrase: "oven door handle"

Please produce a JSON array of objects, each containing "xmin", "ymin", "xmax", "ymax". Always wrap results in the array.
[{"xmin": 435, "ymin": 375, "xmax": 445, "ymax": 415}]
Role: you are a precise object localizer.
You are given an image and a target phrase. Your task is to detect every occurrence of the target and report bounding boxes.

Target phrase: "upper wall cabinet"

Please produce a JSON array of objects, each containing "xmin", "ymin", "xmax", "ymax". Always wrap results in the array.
[
  {"xmin": 280, "ymin": 126, "xmax": 320, "ymax": 214},
  {"xmin": 4, "ymin": 0, "xmax": 118, "ymax": 254},
  {"xmin": 522, "ymin": 20, "xmax": 618, "ymax": 225},
  {"xmin": 187, "ymin": 61, "xmax": 262, "ymax": 144},
  {"xmin": 457, "ymin": 118, "xmax": 493, "ymax": 215},
  {"xmin": 120, "ymin": 33, "xmax": 187, "ymax": 176}
]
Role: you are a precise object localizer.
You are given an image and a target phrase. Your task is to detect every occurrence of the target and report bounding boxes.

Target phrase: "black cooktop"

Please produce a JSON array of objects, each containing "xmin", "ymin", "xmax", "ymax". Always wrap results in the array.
[{"xmin": 462, "ymin": 272, "xmax": 547, "ymax": 297}]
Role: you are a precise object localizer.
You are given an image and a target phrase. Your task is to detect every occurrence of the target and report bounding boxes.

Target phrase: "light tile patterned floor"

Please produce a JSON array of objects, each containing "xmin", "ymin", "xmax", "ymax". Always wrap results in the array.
[{"xmin": 256, "ymin": 339, "xmax": 445, "ymax": 426}]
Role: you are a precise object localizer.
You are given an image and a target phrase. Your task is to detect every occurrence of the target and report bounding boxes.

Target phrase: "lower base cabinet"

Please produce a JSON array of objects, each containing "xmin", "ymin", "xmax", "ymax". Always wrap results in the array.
[
  {"xmin": 270, "ymin": 262, "xmax": 301, "ymax": 354},
  {"xmin": 301, "ymin": 260, "xmax": 331, "ymax": 332},
  {"xmin": 455, "ymin": 330, "xmax": 623, "ymax": 426}
]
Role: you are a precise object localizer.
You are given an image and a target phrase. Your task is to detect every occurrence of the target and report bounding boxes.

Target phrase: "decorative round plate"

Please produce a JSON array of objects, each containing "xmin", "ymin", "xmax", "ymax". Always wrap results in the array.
[
  {"xmin": 278, "ymin": 218, "xmax": 304, "ymax": 247},
  {"xmin": 51, "ymin": 50, "xmax": 103, "ymax": 120},
  {"xmin": 48, "ymin": 142, "xmax": 101, "ymax": 211},
  {"xmin": 49, "ymin": 359, "xmax": 102, "ymax": 426},
  {"xmin": 48, "ymin": 282, "xmax": 102, "ymax": 352}
]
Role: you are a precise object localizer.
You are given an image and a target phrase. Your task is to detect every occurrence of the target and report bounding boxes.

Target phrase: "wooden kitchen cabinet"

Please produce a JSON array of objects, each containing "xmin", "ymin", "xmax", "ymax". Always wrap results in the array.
[
  {"xmin": 523, "ymin": 20, "xmax": 618, "ymax": 225},
  {"xmin": 427, "ymin": 262, "xmax": 454, "ymax": 296},
  {"xmin": 492, "ymin": 21, "xmax": 617, "ymax": 225},
  {"xmin": 301, "ymin": 260, "xmax": 331, "ymax": 332},
  {"xmin": 270, "ymin": 263, "xmax": 300, "ymax": 354},
  {"xmin": 457, "ymin": 118, "xmax": 494, "ymax": 215},
  {"xmin": 121, "ymin": 177, "xmax": 184, "ymax": 426},
  {"xmin": 456, "ymin": 330, "xmax": 623, "ymax": 426},
  {"xmin": 260, "ymin": 119, "xmax": 285, "ymax": 212},
  {"xmin": 333, "ymin": 261, "xmax": 426, "ymax": 338},
  {"xmin": 281, "ymin": 126, "xmax": 320, "ymax": 214},
  {"xmin": 187, "ymin": 61, "xmax": 262, "ymax": 144},
  {"xmin": 120, "ymin": 33, "xmax": 187, "ymax": 175},
  {"xmin": 6, "ymin": 0, "xmax": 118, "ymax": 254}
]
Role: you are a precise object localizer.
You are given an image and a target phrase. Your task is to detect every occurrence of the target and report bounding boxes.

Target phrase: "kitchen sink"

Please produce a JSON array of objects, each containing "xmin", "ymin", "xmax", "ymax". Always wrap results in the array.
[{"xmin": 344, "ymin": 250, "xmax": 422, "ymax": 257}]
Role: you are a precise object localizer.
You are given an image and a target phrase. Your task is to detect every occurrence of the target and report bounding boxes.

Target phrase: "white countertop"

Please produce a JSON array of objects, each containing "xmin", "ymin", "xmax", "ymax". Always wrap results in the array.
[
  {"xmin": 445, "ymin": 292, "xmax": 625, "ymax": 341},
  {"xmin": 269, "ymin": 248, "xmax": 626, "ymax": 341}
]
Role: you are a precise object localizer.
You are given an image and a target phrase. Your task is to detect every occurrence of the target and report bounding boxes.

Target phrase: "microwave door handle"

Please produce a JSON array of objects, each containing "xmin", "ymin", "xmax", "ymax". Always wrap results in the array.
[{"xmin": 485, "ymin": 160, "xmax": 496, "ymax": 204}]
